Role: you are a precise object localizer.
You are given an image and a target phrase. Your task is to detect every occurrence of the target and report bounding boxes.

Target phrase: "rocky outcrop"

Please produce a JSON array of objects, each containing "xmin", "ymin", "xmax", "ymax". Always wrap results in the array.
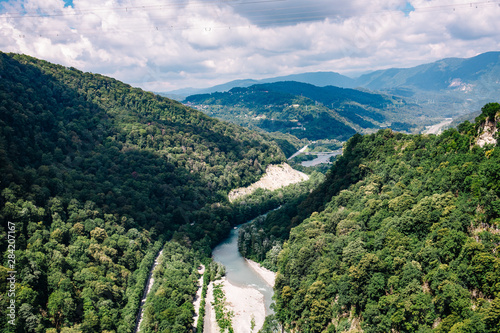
[
  {"xmin": 476, "ymin": 118, "xmax": 497, "ymax": 147},
  {"xmin": 228, "ymin": 163, "xmax": 309, "ymax": 202}
]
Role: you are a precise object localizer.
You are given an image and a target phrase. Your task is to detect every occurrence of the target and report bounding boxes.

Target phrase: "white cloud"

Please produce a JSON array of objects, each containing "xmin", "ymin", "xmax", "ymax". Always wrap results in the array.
[{"xmin": 0, "ymin": 0, "xmax": 499, "ymax": 91}]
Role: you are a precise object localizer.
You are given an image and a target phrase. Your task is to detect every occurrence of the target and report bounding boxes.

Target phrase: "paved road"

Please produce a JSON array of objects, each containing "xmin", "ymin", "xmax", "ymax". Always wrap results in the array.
[
  {"xmin": 134, "ymin": 249, "xmax": 164, "ymax": 333},
  {"xmin": 287, "ymin": 145, "xmax": 308, "ymax": 160}
]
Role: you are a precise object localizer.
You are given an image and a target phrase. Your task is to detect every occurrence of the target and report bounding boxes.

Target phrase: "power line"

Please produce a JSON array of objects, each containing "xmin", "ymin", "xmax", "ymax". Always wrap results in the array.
[
  {"xmin": 2, "ymin": 0, "xmax": 500, "ymax": 38},
  {"xmin": 0, "ymin": 0, "xmax": 288, "ymax": 19},
  {"xmin": 2, "ymin": 0, "xmax": 500, "ymax": 20}
]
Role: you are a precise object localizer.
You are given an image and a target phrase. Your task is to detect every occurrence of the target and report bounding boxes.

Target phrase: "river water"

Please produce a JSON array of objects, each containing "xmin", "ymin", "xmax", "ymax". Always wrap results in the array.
[
  {"xmin": 301, "ymin": 150, "xmax": 342, "ymax": 167},
  {"xmin": 212, "ymin": 226, "xmax": 275, "ymax": 315}
]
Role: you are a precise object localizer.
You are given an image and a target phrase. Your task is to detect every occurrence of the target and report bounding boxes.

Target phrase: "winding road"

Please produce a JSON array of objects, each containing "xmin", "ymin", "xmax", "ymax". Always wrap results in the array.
[
  {"xmin": 134, "ymin": 249, "xmax": 163, "ymax": 333},
  {"xmin": 287, "ymin": 144, "xmax": 308, "ymax": 160}
]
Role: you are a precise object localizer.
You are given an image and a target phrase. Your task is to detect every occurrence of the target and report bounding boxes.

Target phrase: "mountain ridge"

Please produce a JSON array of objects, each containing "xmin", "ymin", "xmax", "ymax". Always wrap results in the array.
[
  {"xmin": 163, "ymin": 71, "xmax": 356, "ymax": 98},
  {"xmin": 166, "ymin": 51, "xmax": 500, "ymax": 96},
  {"xmin": 356, "ymin": 51, "xmax": 500, "ymax": 91},
  {"xmin": 184, "ymin": 81, "xmax": 421, "ymax": 140},
  {"xmin": 168, "ymin": 51, "xmax": 500, "ymax": 118}
]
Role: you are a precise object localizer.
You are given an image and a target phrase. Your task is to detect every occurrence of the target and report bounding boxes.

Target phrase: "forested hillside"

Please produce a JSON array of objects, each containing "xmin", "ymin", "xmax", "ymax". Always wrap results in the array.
[
  {"xmin": 178, "ymin": 52, "xmax": 500, "ymax": 124},
  {"xmin": 185, "ymin": 84, "xmax": 357, "ymax": 141},
  {"xmin": 0, "ymin": 52, "xmax": 286, "ymax": 332},
  {"xmin": 266, "ymin": 103, "xmax": 500, "ymax": 332},
  {"xmin": 184, "ymin": 82, "xmax": 422, "ymax": 142},
  {"xmin": 252, "ymin": 82, "xmax": 398, "ymax": 126}
]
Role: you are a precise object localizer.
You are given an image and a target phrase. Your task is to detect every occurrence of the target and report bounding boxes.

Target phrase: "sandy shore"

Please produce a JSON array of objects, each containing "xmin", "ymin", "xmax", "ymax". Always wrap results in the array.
[
  {"xmin": 204, "ymin": 277, "xmax": 266, "ymax": 333},
  {"xmin": 245, "ymin": 259, "xmax": 276, "ymax": 287}
]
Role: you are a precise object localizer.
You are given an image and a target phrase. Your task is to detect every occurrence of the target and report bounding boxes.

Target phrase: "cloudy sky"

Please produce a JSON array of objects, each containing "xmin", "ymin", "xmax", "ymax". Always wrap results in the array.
[{"xmin": 1, "ymin": 0, "xmax": 500, "ymax": 91}]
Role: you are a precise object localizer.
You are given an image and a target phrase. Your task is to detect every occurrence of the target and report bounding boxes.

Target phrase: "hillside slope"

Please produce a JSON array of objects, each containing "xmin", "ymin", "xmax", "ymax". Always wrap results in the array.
[
  {"xmin": 356, "ymin": 52, "xmax": 500, "ymax": 118},
  {"xmin": 164, "ymin": 71, "xmax": 356, "ymax": 98},
  {"xmin": 260, "ymin": 104, "xmax": 500, "ymax": 332},
  {"xmin": 0, "ymin": 52, "xmax": 286, "ymax": 332},
  {"xmin": 184, "ymin": 82, "xmax": 416, "ymax": 141},
  {"xmin": 174, "ymin": 52, "xmax": 500, "ymax": 120},
  {"xmin": 185, "ymin": 84, "xmax": 357, "ymax": 141},
  {"xmin": 356, "ymin": 52, "xmax": 500, "ymax": 91}
]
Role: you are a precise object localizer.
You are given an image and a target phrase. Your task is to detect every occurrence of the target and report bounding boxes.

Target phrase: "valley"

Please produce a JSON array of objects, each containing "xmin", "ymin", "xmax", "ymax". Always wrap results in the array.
[
  {"xmin": 0, "ymin": 52, "xmax": 290, "ymax": 333},
  {"xmin": 208, "ymin": 224, "xmax": 274, "ymax": 333},
  {"xmin": 170, "ymin": 52, "xmax": 500, "ymax": 125},
  {"xmin": 1, "ymin": 50, "xmax": 500, "ymax": 333}
]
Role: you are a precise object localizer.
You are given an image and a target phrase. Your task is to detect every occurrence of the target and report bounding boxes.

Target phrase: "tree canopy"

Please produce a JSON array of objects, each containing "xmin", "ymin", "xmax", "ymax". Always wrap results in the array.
[
  {"xmin": 0, "ymin": 52, "xmax": 287, "ymax": 332},
  {"xmin": 268, "ymin": 115, "xmax": 500, "ymax": 332}
]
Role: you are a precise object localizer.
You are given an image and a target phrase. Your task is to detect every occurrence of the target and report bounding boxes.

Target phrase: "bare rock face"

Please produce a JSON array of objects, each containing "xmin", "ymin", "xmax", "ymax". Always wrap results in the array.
[
  {"xmin": 476, "ymin": 118, "xmax": 497, "ymax": 147},
  {"xmin": 228, "ymin": 163, "xmax": 309, "ymax": 202}
]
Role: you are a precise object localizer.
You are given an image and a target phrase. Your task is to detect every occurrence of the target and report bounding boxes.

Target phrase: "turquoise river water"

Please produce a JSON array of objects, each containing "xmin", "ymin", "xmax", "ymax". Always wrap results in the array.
[{"xmin": 212, "ymin": 226, "xmax": 275, "ymax": 315}]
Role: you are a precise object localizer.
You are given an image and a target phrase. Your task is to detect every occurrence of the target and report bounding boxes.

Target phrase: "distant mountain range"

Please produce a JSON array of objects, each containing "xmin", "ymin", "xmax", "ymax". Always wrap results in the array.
[
  {"xmin": 356, "ymin": 51, "xmax": 500, "ymax": 91},
  {"xmin": 164, "ymin": 51, "xmax": 500, "ymax": 117},
  {"xmin": 359, "ymin": 52, "xmax": 500, "ymax": 117},
  {"xmin": 166, "ymin": 51, "xmax": 499, "ymax": 94}
]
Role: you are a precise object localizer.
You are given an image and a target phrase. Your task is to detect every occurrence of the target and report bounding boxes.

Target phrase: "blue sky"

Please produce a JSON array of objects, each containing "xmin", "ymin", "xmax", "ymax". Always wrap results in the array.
[{"xmin": 0, "ymin": 0, "xmax": 499, "ymax": 91}]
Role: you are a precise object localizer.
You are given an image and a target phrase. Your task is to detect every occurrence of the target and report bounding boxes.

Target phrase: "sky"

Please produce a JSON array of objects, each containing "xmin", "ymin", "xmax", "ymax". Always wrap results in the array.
[{"xmin": 1, "ymin": 0, "xmax": 500, "ymax": 92}]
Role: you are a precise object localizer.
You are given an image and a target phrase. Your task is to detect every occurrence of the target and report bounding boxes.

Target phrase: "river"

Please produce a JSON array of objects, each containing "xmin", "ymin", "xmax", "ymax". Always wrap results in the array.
[
  {"xmin": 288, "ymin": 144, "xmax": 343, "ymax": 167},
  {"xmin": 301, "ymin": 149, "xmax": 343, "ymax": 167},
  {"xmin": 212, "ymin": 226, "xmax": 275, "ymax": 315}
]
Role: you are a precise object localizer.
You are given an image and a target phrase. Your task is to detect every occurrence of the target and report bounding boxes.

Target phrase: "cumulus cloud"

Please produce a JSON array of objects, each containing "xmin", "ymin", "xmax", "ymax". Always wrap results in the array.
[{"xmin": 0, "ymin": 0, "xmax": 499, "ymax": 91}]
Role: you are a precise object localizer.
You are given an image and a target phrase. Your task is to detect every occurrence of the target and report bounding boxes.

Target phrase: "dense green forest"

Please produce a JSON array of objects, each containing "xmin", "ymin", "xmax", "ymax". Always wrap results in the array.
[
  {"xmin": 3, "ymin": 49, "xmax": 500, "ymax": 333},
  {"xmin": 250, "ymin": 82, "xmax": 396, "ymax": 126},
  {"xmin": 0, "ymin": 52, "xmax": 292, "ymax": 332},
  {"xmin": 184, "ymin": 82, "xmax": 420, "ymax": 141},
  {"xmin": 139, "ymin": 242, "xmax": 198, "ymax": 333},
  {"xmin": 246, "ymin": 103, "xmax": 500, "ymax": 332},
  {"xmin": 185, "ymin": 84, "xmax": 356, "ymax": 141},
  {"xmin": 237, "ymin": 171, "xmax": 325, "ymax": 271}
]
